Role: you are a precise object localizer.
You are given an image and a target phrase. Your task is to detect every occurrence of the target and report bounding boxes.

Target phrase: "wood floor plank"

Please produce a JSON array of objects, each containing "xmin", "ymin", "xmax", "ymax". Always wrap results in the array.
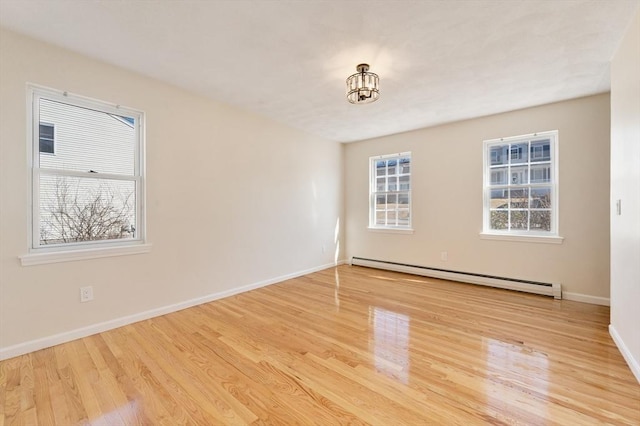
[
  {"xmin": 1, "ymin": 265, "xmax": 638, "ymax": 425},
  {"xmin": 99, "ymin": 328, "xmax": 191, "ymax": 426},
  {"xmin": 122, "ymin": 325, "xmax": 236, "ymax": 425},
  {"xmin": 31, "ymin": 348, "xmax": 57, "ymax": 425},
  {"xmin": 164, "ymin": 312, "xmax": 358, "ymax": 425}
]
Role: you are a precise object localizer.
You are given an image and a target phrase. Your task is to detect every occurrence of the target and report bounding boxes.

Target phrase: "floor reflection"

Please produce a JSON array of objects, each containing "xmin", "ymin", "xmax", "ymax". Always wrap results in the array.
[
  {"xmin": 369, "ymin": 307, "xmax": 410, "ymax": 384},
  {"xmin": 89, "ymin": 399, "xmax": 141, "ymax": 425},
  {"xmin": 483, "ymin": 338, "xmax": 549, "ymax": 417}
]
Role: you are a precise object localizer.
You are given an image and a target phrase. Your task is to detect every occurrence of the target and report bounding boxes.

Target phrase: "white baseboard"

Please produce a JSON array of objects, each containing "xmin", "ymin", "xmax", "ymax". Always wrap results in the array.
[
  {"xmin": 562, "ymin": 292, "xmax": 610, "ymax": 306},
  {"xmin": 609, "ymin": 324, "xmax": 640, "ymax": 384},
  {"xmin": 0, "ymin": 260, "xmax": 346, "ymax": 361}
]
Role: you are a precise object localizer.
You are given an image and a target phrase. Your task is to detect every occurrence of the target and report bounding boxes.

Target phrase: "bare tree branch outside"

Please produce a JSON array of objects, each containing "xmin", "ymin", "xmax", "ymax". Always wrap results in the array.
[
  {"xmin": 40, "ymin": 176, "xmax": 135, "ymax": 245},
  {"xmin": 490, "ymin": 191, "xmax": 551, "ymax": 231}
]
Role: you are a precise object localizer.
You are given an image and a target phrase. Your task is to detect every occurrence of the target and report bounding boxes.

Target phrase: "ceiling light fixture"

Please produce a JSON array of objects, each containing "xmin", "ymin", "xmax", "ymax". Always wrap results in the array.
[{"xmin": 346, "ymin": 63, "xmax": 379, "ymax": 104}]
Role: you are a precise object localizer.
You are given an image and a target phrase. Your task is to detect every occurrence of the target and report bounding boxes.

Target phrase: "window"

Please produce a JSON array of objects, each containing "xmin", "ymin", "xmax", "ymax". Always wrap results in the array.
[
  {"xmin": 483, "ymin": 131, "xmax": 558, "ymax": 236},
  {"xmin": 39, "ymin": 123, "xmax": 55, "ymax": 154},
  {"xmin": 370, "ymin": 152, "xmax": 411, "ymax": 230},
  {"xmin": 27, "ymin": 85, "xmax": 146, "ymax": 255}
]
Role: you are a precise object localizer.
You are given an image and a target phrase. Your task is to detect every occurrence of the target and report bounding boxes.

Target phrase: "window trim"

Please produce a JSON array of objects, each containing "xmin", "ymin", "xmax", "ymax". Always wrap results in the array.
[
  {"xmin": 24, "ymin": 84, "xmax": 149, "ymax": 264},
  {"xmin": 369, "ymin": 151, "xmax": 413, "ymax": 231},
  {"xmin": 481, "ymin": 131, "xmax": 560, "ymax": 241}
]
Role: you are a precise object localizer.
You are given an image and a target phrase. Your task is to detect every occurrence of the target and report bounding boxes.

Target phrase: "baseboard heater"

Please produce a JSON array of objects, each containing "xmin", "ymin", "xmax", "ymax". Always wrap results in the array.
[{"xmin": 351, "ymin": 257, "xmax": 562, "ymax": 299}]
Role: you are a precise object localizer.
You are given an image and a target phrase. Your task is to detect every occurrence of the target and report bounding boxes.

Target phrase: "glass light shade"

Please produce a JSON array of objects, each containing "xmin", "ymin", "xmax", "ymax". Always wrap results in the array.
[{"xmin": 346, "ymin": 64, "xmax": 379, "ymax": 104}]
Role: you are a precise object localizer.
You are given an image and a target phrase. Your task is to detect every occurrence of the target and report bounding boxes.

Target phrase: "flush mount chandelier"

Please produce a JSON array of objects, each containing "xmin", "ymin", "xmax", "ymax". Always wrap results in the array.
[{"xmin": 346, "ymin": 63, "xmax": 379, "ymax": 104}]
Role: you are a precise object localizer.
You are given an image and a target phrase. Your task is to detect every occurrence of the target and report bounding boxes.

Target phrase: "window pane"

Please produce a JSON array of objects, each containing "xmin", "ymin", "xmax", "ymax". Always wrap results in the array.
[
  {"xmin": 398, "ymin": 193, "xmax": 409, "ymax": 205},
  {"xmin": 39, "ymin": 174, "xmax": 136, "ymax": 245},
  {"xmin": 509, "ymin": 188, "xmax": 529, "ymax": 208},
  {"xmin": 490, "ymin": 167, "xmax": 507, "ymax": 185},
  {"xmin": 490, "ymin": 190, "xmax": 508, "ymax": 209},
  {"xmin": 387, "ymin": 211, "xmax": 397, "ymax": 225},
  {"xmin": 509, "ymin": 143, "xmax": 528, "ymax": 164},
  {"xmin": 388, "ymin": 176, "xmax": 397, "ymax": 191},
  {"xmin": 510, "ymin": 211, "xmax": 529, "ymax": 230},
  {"xmin": 376, "ymin": 195, "xmax": 385, "ymax": 206},
  {"xmin": 530, "ymin": 164, "xmax": 551, "ymax": 183},
  {"xmin": 399, "ymin": 175, "xmax": 410, "ymax": 190},
  {"xmin": 510, "ymin": 166, "xmax": 528, "ymax": 185},
  {"xmin": 530, "ymin": 139, "xmax": 551, "ymax": 162},
  {"xmin": 490, "ymin": 211, "xmax": 508, "ymax": 230},
  {"xmin": 376, "ymin": 211, "xmax": 385, "ymax": 226},
  {"xmin": 376, "ymin": 177, "xmax": 385, "ymax": 191},
  {"xmin": 39, "ymin": 98, "xmax": 135, "ymax": 175},
  {"xmin": 387, "ymin": 194, "xmax": 397, "ymax": 205},
  {"xmin": 531, "ymin": 187, "xmax": 552, "ymax": 208},
  {"xmin": 400, "ymin": 158, "xmax": 410, "ymax": 174},
  {"xmin": 530, "ymin": 211, "xmax": 551, "ymax": 231},
  {"xmin": 490, "ymin": 145, "xmax": 508, "ymax": 166},
  {"xmin": 376, "ymin": 161, "xmax": 386, "ymax": 176}
]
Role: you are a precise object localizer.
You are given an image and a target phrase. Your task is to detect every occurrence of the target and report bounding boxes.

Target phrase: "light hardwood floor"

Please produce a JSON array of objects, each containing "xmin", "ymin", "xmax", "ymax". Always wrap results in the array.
[{"xmin": 1, "ymin": 265, "xmax": 638, "ymax": 425}]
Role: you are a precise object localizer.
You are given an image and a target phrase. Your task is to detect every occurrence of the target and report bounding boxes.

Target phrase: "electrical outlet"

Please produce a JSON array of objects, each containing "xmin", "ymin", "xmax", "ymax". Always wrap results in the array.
[
  {"xmin": 441, "ymin": 251, "xmax": 448, "ymax": 261},
  {"xmin": 80, "ymin": 286, "xmax": 93, "ymax": 302}
]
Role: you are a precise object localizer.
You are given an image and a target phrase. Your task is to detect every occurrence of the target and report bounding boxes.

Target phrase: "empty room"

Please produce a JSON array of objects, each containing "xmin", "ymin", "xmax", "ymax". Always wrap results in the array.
[{"xmin": 0, "ymin": 0, "xmax": 639, "ymax": 424}]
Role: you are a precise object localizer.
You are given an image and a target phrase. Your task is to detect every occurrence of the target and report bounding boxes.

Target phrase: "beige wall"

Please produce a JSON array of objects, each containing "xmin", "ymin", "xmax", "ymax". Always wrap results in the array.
[
  {"xmin": 344, "ymin": 94, "xmax": 611, "ymax": 300},
  {"xmin": 0, "ymin": 29, "xmax": 344, "ymax": 354},
  {"xmin": 610, "ymin": 8, "xmax": 640, "ymax": 382}
]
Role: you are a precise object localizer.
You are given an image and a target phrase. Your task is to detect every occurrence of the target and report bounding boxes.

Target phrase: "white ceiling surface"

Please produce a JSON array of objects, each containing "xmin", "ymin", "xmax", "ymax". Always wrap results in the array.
[{"xmin": 1, "ymin": 1, "xmax": 638, "ymax": 143}]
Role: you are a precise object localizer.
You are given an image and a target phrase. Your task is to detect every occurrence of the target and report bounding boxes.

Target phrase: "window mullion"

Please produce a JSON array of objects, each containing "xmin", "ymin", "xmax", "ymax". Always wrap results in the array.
[{"xmin": 37, "ymin": 168, "xmax": 137, "ymax": 182}]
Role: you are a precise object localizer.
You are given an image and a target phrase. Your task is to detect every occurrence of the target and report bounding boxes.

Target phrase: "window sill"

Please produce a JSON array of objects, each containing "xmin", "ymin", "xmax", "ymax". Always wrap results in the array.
[
  {"xmin": 368, "ymin": 227, "xmax": 414, "ymax": 235},
  {"xmin": 479, "ymin": 233, "xmax": 563, "ymax": 244},
  {"xmin": 20, "ymin": 243, "xmax": 152, "ymax": 266}
]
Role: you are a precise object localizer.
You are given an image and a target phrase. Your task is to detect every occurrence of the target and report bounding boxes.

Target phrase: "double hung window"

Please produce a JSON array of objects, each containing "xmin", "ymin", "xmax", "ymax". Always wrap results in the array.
[
  {"xmin": 483, "ymin": 131, "xmax": 558, "ymax": 237},
  {"xmin": 28, "ymin": 85, "xmax": 146, "ymax": 255},
  {"xmin": 370, "ymin": 152, "xmax": 412, "ymax": 230}
]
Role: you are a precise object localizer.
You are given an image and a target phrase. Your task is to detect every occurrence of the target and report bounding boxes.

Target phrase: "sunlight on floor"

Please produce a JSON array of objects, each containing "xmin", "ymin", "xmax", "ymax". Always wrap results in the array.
[
  {"xmin": 89, "ymin": 399, "xmax": 140, "ymax": 425},
  {"xmin": 369, "ymin": 307, "xmax": 410, "ymax": 384}
]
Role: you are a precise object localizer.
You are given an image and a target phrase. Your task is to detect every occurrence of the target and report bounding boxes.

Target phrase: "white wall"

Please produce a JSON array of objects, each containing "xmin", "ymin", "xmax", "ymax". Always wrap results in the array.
[
  {"xmin": 345, "ymin": 94, "xmax": 611, "ymax": 302},
  {"xmin": 610, "ymin": 8, "xmax": 640, "ymax": 383},
  {"xmin": 0, "ymin": 29, "xmax": 344, "ymax": 357}
]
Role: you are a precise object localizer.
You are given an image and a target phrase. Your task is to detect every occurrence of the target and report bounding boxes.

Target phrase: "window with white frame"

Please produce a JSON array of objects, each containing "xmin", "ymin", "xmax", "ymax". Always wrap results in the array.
[
  {"xmin": 370, "ymin": 152, "xmax": 411, "ymax": 229},
  {"xmin": 28, "ymin": 85, "xmax": 145, "ymax": 252},
  {"xmin": 483, "ymin": 131, "xmax": 558, "ymax": 235}
]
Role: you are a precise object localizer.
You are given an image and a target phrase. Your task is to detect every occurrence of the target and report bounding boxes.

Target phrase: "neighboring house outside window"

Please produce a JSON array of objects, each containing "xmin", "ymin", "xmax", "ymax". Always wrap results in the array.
[
  {"xmin": 370, "ymin": 152, "xmax": 412, "ymax": 230},
  {"xmin": 26, "ymin": 85, "xmax": 146, "ymax": 258},
  {"xmin": 483, "ymin": 131, "xmax": 559, "ymax": 237}
]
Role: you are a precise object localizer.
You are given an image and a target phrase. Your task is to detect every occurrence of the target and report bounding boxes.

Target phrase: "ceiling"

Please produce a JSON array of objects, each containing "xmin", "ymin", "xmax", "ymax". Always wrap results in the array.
[{"xmin": 1, "ymin": 0, "xmax": 638, "ymax": 143}]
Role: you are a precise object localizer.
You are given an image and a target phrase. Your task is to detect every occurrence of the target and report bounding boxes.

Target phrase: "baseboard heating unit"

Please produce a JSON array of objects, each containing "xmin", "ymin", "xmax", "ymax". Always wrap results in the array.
[{"xmin": 351, "ymin": 257, "xmax": 562, "ymax": 299}]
